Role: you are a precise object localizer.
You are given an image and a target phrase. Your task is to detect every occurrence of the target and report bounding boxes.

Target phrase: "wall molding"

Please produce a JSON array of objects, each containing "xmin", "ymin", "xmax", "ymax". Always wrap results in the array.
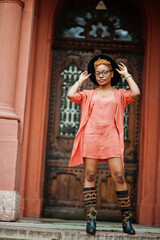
[{"xmin": 0, "ymin": 0, "xmax": 25, "ymax": 8}]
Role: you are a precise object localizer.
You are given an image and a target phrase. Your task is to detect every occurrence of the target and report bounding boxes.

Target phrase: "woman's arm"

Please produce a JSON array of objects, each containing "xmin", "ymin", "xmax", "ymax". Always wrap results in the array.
[
  {"xmin": 67, "ymin": 71, "xmax": 91, "ymax": 100},
  {"xmin": 116, "ymin": 63, "xmax": 140, "ymax": 99}
]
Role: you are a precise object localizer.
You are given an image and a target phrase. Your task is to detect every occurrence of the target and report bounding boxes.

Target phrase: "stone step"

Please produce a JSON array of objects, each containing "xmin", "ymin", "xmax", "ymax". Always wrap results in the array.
[
  {"xmin": 0, "ymin": 218, "xmax": 159, "ymax": 240},
  {"xmin": 0, "ymin": 227, "xmax": 160, "ymax": 240}
]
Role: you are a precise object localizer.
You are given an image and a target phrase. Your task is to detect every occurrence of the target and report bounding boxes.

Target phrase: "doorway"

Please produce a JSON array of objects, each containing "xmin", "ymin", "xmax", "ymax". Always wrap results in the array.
[{"xmin": 43, "ymin": 0, "xmax": 144, "ymax": 221}]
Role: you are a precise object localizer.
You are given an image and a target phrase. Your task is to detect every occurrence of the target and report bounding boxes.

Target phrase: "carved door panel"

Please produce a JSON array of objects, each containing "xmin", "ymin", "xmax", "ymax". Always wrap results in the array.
[{"xmin": 43, "ymin": 49, "xmax": 142, "ymax": 221}]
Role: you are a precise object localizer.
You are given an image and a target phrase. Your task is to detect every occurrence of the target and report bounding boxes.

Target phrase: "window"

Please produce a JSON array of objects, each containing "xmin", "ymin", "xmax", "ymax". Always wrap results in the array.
[
  {"xmin": 59, "ymin": 64, "xmax": 82, "ymax": 136},
  {"xmin": 55, "ymin": 0, "xmax": 143, "ymax": 42}
]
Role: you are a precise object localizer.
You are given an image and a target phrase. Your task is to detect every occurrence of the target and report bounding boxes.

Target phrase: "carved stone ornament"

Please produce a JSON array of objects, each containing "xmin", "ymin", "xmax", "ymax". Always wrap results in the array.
[{"xmin": 96, "ymin": 0, "xmax": 107, "ymax": 10}]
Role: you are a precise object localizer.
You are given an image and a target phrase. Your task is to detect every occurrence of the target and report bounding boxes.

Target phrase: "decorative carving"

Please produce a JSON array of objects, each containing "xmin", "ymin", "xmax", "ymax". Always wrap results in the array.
[
  {"xmin": 54, "ymin": 0, "xmax": 143, "ymax": 42},
  {"xmin": 44, "ymin": 167, "xmax": 84, "ymax": 212},
  {"xmin": 44, "ymin": 50, "xmax": 142, "ymax": 220},
  {"xmin": 53, "ymin": 39, "xmax": 144, "ymax": 54},
  {"xmin": 96, "ymin": 0, "xmax": 107, "ymax": 10}
]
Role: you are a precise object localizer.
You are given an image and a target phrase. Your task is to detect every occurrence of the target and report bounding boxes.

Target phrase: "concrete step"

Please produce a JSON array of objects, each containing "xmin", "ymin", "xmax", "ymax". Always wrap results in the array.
[
  {"xmin": 0, "ymin": 218, "xmax": 159, "ymax": 240},
  {"xmin": 0, "ymin": 228, "xmax": 160, "ymax": 240}
]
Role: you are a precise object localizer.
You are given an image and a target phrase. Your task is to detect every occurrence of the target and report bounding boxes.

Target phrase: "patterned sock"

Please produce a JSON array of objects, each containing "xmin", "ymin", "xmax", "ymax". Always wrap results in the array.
[
  {"xmin": 83, "ymin": 187, "xmax": 97, "ymax": 221},
  {"xmin": 116, "ymin": 190, "xmax": 132, "ymax": 224}
]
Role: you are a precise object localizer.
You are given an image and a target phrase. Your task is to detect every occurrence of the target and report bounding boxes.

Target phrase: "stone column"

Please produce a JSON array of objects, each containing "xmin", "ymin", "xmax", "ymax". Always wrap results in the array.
[
  {"xmin": 0, "ymin": 0, "xmax": 25, "ymax": 221},
  {"xmin": 137, "ymin": 0, "xmax": 160, "ymax": 225}
]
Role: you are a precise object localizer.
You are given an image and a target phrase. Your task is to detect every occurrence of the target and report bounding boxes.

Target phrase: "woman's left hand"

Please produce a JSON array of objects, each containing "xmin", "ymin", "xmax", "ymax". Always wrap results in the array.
[{"xmin": 116, "ymin": 62, "xmax": 129, "ymax": 78}]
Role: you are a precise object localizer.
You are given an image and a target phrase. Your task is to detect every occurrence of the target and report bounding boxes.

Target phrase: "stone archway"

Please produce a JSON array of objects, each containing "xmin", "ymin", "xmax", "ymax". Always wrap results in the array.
[{"xmin": 20, "ymin": 0, "xmax": 160, "ymax": 225}]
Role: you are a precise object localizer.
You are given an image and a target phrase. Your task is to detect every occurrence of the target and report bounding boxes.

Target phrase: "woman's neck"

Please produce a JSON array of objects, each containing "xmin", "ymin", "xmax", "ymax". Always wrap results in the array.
[{"xmin": 97, "ymin": 84, "xmax": 113, "ymax": 92}]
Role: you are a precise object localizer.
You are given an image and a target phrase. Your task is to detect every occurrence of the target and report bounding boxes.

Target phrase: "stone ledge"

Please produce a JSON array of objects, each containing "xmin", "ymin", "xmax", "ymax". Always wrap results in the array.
[{"xmin": 0, "ymin": 227, "xmax": 160, "ymax": 240}]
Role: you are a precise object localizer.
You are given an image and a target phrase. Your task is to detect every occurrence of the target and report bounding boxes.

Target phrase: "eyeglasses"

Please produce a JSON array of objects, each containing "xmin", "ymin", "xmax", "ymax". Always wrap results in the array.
[{"xmin": 95, "ymin": 70, "xmax": 112, "ymax": 77}]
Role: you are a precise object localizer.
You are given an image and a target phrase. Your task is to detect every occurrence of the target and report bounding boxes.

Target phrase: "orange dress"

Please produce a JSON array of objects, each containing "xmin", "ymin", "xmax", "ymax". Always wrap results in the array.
[
  {"xmin": 68, "ymin": 88, "xmax": 135, "ymax": 169},
  {"xmin": 83, "ymin": 91, "xmax": 121, "ymax": 160}
]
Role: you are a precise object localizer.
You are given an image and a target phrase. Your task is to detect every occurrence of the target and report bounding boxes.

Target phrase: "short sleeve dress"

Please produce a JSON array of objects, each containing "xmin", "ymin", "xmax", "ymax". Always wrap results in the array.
[
  {"xmin": 68, "ymin": 88, "xmax": 135, "ymax": 167},
  {"xmin": 83, "ymin": 90, "xmax": 121, "ymax": 160}
]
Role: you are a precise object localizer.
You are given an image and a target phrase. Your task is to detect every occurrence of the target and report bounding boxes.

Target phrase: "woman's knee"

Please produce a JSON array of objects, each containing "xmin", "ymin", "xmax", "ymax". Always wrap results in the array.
[
  {"xmin": 112, "ymin": 171, "xmax": 125, "ymax": 185},
  {"xmin": 85, "ymin": 170, "xmax": 97, "ymax": 182}
]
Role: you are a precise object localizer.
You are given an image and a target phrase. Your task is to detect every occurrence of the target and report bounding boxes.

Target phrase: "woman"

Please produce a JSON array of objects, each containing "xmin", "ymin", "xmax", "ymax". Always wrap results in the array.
[{"xmin": 67, "ymin": 54, "xmax": 140, "ymax": 235}]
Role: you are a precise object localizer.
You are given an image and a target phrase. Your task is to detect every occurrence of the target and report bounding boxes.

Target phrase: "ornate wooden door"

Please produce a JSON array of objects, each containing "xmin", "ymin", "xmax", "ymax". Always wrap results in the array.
[{"xmin": 43, "ymin": 0, "xmax": 144, "ymax": 221}]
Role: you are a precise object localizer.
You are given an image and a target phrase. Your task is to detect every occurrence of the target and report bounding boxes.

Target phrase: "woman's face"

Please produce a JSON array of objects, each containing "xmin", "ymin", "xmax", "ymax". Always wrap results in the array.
[{"xmin": 95, "ymin": 64, "xmax": 113, "ymax": 86}]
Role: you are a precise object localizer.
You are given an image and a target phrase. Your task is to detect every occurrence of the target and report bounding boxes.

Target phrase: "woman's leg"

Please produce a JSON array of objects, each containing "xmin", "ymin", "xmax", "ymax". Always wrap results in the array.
[
  {"xmin": 84, "ymin": 158, "xmax": 98, "ymax": 188},
  {"xmin": 83, "ymin": 158, "xmax": 98, "ymax": 235},
  {"xmin": 108, "ymin": 157, "xmax": 127, "ymax": 191},
  {"xmin": 108, "ymin": 157, "xmax": 135, "ymax": 235}
]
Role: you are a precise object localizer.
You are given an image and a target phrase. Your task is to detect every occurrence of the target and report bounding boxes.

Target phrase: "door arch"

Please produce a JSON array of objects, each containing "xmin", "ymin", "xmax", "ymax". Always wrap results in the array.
[{"xmin": 43, "ymin": 0, "xmax": 144, "ymax": 221}]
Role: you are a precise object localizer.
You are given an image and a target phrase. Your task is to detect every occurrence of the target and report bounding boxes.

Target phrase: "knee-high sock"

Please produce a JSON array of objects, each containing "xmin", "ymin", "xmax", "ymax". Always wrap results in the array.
[
  {"xmin": 116, "ymin": 190, "xmax": 132, "ymax": 224},
  {"xmin": 83, "ymin": 187, "xmax": 97, "ymax": 220}
]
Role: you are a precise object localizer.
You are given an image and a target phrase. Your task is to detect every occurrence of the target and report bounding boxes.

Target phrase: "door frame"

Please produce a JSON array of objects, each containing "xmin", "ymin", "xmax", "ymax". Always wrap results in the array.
[{"xmin": 20, "ymin": 0, "xmax": 160, "ymax": 225}]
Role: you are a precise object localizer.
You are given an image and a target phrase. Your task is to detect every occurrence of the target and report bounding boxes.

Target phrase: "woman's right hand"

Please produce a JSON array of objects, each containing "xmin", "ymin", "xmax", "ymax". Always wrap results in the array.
[
  {"xmin": 67, "ymin": 71, "xmax": 91, "ymax": 100},
  {"xmin": 79, "ymin": 71, "xmax": 91, "ymax": 84}
]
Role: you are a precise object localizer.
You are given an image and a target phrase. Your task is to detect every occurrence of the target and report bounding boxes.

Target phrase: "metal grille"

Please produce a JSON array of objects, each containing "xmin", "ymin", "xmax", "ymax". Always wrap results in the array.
[
  {"xmin": 115, "ymin": 76, "xmax": 130, "ymax": 140},
  {"xmin": 59, "ymin": 64, "xmax": 82, "ymax": 136},
  {"xmin": 56, "ymin": 0, "xmax": 142, "ymax": 42}
]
